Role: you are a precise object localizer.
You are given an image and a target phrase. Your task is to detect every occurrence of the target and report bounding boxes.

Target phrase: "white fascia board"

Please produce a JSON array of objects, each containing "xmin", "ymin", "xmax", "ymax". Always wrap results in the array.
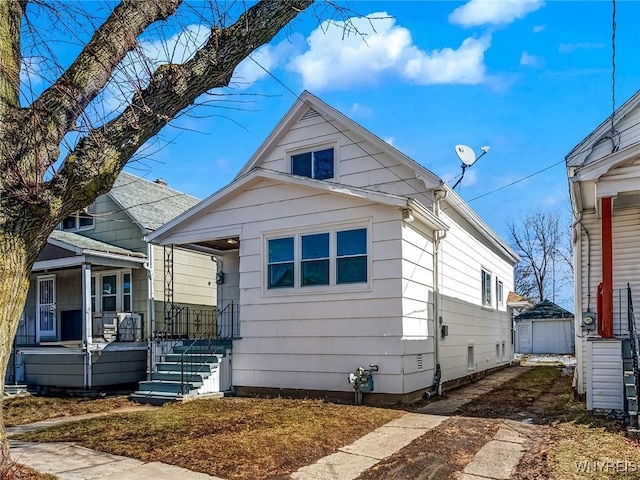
[
  {"xmin": 566, "ymin": 90, "xmax": 640, "ymax": 166},
  {"xmin": 147, "ymin": 172, "xmax": 259, "ymax": 244},
  {"xmin": 33, "ymin": 252, "xmax": 146, "ymax": 272},
  {"xmin": 235, "ymin": 91, "xmax": 442, "ymax": 187},
  {"xmin": 84, "ymin": 250, "xmax": 147, "ymax": 263},
  {"xmin": 572, "ymin": 142, "xmax": 640, "ymax": 182},
  {"xmin": 441, "ymin": 183, "xmax": 520, "ymax": 264}
]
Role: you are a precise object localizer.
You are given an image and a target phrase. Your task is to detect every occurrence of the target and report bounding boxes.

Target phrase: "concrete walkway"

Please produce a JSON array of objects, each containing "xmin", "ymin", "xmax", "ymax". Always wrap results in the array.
[
  {"xmin": 461, "ymin": 419, "xmax": 539, "ymax": 480},
  {"xmin": 290, "ymin": 413, "xmax": 448, "ymax": 480},
  {"xmin": 9, "ymin": 367, "xmax": 534, "ymax": 480}
]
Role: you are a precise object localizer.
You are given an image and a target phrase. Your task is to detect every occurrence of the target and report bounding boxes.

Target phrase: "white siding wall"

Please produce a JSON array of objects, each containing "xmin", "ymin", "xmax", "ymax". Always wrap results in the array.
[
  {"xmin": 436, "ymin": 203, "xmax": 514, "ymax": 382},
  {"xmin": 400, "ymin": 222, "xmax": 436, "ymax": 392},
  {"xmin": 575, "ymin": 203, "xmax": 640, "ymax": 395},
  {"xmin": 586, "ymin": 338, "xmax": 623, "ymax": 410},
  {"xmin": 169, "ymin": 179, "xmax": 405, "ymax": 394}
]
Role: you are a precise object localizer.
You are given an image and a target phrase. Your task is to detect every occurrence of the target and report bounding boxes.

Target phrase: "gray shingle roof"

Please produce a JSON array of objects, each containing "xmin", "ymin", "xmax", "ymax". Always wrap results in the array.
[
  {"xmin": 50, "ymin": 230, "xmax": 146, "ymax": 258},
  {"xmin": 109, "ymin": 171, "xmax": 200, "ymax": 232},
  {"xmin": 515, "ymin": 299, "xmax": 573, "ymax": 320}
]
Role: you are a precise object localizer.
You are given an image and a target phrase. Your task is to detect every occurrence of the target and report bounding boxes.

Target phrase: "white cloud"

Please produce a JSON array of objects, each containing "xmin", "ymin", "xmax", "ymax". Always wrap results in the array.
[
  {"xmin": 520, "ymin": 51, "xmax": 540, "ymax": 67},
  {"xmin": 383, "ymin": 136, "xmax": 395, "ymax": 146},
  {"xmin": 403, "ymin": 36, "xmax": 489, "ymax": 85},
  {"xmin": 533, "ymin": 25, "xmax": 545, "ymax": 33},
  {"xmin": 20, "ymin": 57, "xmax": 45, "ymax": 87},
  {"xmin": 289, "ymin": 12, "xmax": 490, "ymax": 91},
  {"xmin": 449, "ymin": 0, "xmax": 544, "ymax": 27},
  {"xmin": 349, "ymin": 102, "xmax": 374, "ymax": 118}
]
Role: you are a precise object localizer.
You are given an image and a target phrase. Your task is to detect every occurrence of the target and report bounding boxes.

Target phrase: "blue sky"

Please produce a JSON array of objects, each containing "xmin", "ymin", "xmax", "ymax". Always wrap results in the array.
[
  {"xmin": 119, "ymin": 0, "xmax": 640, "ymax": 246},
  {"xmin": 26, "ymin": 1, "xmax": 640, "ymax": 245}
]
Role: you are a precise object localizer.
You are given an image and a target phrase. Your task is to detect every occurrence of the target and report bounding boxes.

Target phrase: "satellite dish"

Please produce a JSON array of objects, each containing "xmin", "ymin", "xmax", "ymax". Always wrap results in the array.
[{"xmin": 455, "ymin": 144, "xmax": 477, "ymax": 167}]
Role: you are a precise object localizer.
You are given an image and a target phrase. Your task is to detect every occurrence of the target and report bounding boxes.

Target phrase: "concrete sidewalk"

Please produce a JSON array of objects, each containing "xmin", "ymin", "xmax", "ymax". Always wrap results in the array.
[{"xmin": 9, "ymin": 366, "xmax": 533, "ymax": 480}]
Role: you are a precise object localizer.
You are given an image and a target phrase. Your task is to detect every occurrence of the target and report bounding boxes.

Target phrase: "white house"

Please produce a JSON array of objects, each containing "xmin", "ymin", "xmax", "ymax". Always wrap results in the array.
[
  {"xmin": 567, "ymin": 89, "xmax": 640, "ymax": 417},
  {"xmin": 146, "ymin": 91, "xmax": 519, "ymax": 404}
]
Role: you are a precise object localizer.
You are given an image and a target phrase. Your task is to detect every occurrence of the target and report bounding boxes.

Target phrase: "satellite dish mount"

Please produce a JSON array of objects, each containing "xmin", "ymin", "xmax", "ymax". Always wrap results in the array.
[{"xmin": 451, "ymin": 144, "xmax": 490, "ymax": 189}]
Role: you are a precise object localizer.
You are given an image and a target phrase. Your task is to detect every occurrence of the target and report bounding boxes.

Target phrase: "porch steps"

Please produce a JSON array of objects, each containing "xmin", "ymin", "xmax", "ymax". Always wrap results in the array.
[
  {"xmin": 622, "ymin": 339, "xmax": 639, "ymax": 428},
  {"xmin": 130, "ymin": 340, "xmax": 230, "ymax": 406}
]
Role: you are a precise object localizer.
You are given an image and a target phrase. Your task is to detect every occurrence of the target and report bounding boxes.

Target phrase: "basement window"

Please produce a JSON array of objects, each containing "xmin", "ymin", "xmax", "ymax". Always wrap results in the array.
[{"xmin": 467, "ymin": 345, "xmax": 475, "ymax": 371}]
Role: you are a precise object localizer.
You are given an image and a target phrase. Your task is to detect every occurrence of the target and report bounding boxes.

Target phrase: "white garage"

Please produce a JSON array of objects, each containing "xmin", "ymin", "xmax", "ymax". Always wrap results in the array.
[{"xmin": 515, "ymin": 300, "xmax": 574, "ymax": 354}]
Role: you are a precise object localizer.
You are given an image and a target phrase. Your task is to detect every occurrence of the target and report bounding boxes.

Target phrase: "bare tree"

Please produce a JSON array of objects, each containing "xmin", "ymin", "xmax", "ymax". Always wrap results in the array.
[
  {"xmin": 0, "ymin": 0, "xmax": 326, "ymax": 465},
  {"xmin": 509, "ymin": 210, "xmax": 573, "ymax": 304}
]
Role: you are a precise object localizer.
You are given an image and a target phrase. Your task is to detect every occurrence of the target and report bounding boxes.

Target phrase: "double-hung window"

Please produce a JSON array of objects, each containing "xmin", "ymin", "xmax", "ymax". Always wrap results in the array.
[
  {"xmin": 91, "ymin": 270, "xmax": 133, "ymax": 312},
  {"xmin": 481, "ymin": 269, "xmax": 492, "ymax": 307},
  {"xmin": 336, "ymin": 228, "xmax": 367, "ymax": 284},
  {"xmin": 301, "ymin": 233, "xmax": 330, "ymax": 286},
  {"xmin": 268, "ymin": 237, "xmax": 295, "ymax": 288},
  {"xmin": 496, "ymin": 279, "xmax": 503, "ymax": 306},
  {"xmin": 291, "ymin": 148, "xmax": 334, "ymax": 180},
  {"xmin": 267, "ymin": 227, "xmax": 367, "ymax": 289}
]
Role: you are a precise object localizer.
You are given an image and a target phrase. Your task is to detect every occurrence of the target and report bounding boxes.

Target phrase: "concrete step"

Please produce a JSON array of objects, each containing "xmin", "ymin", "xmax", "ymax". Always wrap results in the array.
[
  {"xmin": 626, "ymin": 384, "xmax": 637, "ymax": 397},
  {"xmin": 164, "ymin": 353, "xmax": 220, "ymax": 364},
  {"xmin": 138, "ymin": 380, "xmax": 201, "ymax": 395},
  {"xmin": 151, "ymin": 372, "xmax": 207, "ymax": 383},
  {"xmin": 628, "ymin": 396, "xmax": 638, "ymax": 413},
  {"xmin": 130, "ymin": 391, "xmax": 181, "ymax": 406},
  {"xmin": 157, "ymin": 362, "xmax": 214, "ymax": 373},
  {"xmin": 172, "ymin": 344, "xmax": 229, "ymax": 354}
]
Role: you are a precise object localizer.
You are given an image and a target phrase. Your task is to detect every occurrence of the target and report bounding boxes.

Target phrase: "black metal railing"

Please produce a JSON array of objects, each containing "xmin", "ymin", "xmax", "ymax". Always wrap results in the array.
[
  {"xmin": 627, "ymin": 284, "xmax": 639, "ymax": 418},
  {"xmin": 178, "ymin": 302, "xmax": 239, "ymax": 395},
  {"xmin": 151, "ymin": 302, "xmax": 239, "ymax": 395}
]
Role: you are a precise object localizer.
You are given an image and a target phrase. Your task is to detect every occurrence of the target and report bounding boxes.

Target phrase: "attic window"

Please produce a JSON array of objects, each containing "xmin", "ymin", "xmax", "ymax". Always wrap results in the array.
[
  {"xmin": 291, "ymin": 148, "xmax": 334, "ymax": 180},
  {"xmin": 60, "ymin": 205, "xmax": 95, "ymax": 232}
]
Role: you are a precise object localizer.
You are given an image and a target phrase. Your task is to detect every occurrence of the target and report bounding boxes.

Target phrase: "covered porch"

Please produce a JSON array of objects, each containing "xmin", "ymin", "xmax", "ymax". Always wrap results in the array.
[{"xmin": 8, "ymin": 231, "xmax": 149, "ymax": 390}]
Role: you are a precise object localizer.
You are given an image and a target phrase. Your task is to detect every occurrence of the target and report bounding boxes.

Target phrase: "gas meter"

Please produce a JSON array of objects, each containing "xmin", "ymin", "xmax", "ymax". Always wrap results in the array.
[{"xmin": 347, "ymin": 364, "xmax": 379, "ymax": 405}]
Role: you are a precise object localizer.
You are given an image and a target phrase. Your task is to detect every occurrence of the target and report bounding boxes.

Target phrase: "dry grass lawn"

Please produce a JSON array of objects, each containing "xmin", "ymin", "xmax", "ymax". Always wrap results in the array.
[
  {"xmin": 1, "ymin": 463, "xmax": 57, "ymax": 480},
  {"xmin": 13, "ymin": 397, "xmax": 401, "ymax": 480},
  {"xmin": 2, "ymin": 395, "xmax": 137, "ymax": 426}
]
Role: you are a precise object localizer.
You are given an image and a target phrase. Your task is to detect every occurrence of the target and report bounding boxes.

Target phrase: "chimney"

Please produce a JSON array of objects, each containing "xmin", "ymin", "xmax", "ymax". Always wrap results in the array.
[{"xmin": 154, "ymin": 178, "xmax": 167, "ymax": 187}]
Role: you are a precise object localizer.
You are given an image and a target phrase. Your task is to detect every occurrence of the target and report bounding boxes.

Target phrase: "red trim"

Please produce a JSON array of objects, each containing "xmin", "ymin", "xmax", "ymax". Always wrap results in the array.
[{"xmin": 601, "ymin": 196, "xmax": 614, "ymax": 338}]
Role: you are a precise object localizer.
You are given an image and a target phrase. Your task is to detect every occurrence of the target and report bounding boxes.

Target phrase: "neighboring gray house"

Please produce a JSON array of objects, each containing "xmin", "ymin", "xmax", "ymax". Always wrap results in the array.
[
  {"xmin": 6, "ymin": 172, "xmax": 217, "ymax": 391},
  {"xmin": 515, "ymin": 300, "xmax": 574, "ymax": 354}
]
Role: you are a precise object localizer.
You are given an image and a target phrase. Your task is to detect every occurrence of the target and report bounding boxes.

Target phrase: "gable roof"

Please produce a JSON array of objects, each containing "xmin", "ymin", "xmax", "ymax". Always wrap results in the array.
[
  {"xmin": 147, "ymin": 168, "xmax": 450, "ymax": 244},
  {"xmin": 515, "ymin": 299, "xmax": 573, "ymax": 320},
  {"xmin": 566, "ymin": 89, "xmax": 640, "ymax": 167},
  {"xmin": 236, "ymin": 91, "xmax": 442, "ymax": 187},
  {"xmin": 109, "ymin": 171, "xmax": 200, "ymax": 233}
]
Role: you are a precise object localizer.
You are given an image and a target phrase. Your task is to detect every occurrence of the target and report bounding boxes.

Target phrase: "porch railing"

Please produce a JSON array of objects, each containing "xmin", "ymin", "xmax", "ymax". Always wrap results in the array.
[
  {"xmin": 151, "ymin": 302, "xmax": 240, "ymax": 386},
  {"xmin": 627, "ymin": 284, "xmax": 640, "ymax": 424}
]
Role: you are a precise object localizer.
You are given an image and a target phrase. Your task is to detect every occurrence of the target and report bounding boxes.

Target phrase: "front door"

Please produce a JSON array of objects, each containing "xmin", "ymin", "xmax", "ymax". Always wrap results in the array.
[{"xmin": 37, "ymin": 275, "xmax": 56, "ymax": 340}]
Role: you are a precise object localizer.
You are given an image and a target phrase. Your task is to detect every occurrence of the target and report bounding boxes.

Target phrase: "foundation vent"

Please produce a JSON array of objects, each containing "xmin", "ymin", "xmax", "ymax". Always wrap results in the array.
[{"xmin": 417, "ymin": 354, "xmax": 424, "ymax": 370}]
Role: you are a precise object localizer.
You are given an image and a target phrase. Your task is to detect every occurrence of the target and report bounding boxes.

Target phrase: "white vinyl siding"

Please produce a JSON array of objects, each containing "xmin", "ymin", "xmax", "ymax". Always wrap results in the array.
[{"xmin": 586, "ymin": 338, "xmax": 623, "ymax": 410}]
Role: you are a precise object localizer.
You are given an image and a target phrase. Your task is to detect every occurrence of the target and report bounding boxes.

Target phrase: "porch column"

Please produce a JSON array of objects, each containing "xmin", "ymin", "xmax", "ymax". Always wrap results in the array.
[
  {"xmin": 82, "ymin": 263, "xmax": 93, "ymax": 388},
  {"xmin": 601, "ymin": 196, "xmax": 614, "ymax": 338}
]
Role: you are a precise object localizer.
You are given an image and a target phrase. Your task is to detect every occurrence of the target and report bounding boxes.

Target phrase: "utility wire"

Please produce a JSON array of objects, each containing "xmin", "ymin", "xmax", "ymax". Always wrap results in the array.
[{"xmin": 249, "ymin": 55, "xmax": 567, "ymax": 208}]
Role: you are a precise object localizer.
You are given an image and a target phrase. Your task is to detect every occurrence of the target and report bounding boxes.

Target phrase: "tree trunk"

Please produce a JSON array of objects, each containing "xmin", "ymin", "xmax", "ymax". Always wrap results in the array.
[{"xmin": 0, "ymin": 230, "xmax": 41, "ymax": 467}]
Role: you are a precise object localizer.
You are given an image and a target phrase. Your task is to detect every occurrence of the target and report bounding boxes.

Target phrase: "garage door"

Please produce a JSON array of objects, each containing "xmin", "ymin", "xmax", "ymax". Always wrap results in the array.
[{"xmin": 532, "ymin": 320, "xmax": 574, "ymax": 354}]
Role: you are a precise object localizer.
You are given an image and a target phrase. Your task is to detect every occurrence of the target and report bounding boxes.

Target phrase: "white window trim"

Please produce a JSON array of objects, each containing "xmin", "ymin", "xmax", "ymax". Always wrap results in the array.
[
  {"xmin": 263, "ymin": 220, "xmax": 372, "ymax": 297},
  {"xmin": 59, "ymin": 206, "xmax": 95, "ymax": 232},
  {"xmin": 481, "ymin": 268, "xmax": 492, "ymax": 308},
  {"xmin": 287, "ymin": 140, "xmax": 339, "ymax": 180},
  {"xmin": 496, "ymin": 279, "xmax": 504, "ymax": 306},
  {"xmin": 91, "ymin": 269, "xmax": 133, "ymax": 313},
  {"xmin": 467, "ymin": 343, "xmax": 475, "ymax": 371}
]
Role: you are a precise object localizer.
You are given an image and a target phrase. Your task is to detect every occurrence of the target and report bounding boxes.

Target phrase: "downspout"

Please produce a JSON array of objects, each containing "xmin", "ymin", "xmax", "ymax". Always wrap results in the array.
[
  {"xmin": 601, "ymin": 197, "xmax": 614, "ymax": 338},
  {"xmin": 432, "ymin": 188, "xmax": 448, "ymax": 395}
]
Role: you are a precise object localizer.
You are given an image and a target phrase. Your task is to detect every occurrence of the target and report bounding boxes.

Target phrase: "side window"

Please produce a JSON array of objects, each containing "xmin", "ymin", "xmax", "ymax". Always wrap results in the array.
[
  {"xmin": 496, "ymin": 279, "xmax": 504, "ymax": 306},
  {"xmin": 336, "ymin": 228, "xmax": 367, "ymax": 284},
  {"xmin": 481, "ymin": 269, "xmax": 492, "ymax": 307},
  {"xmin": 291, "ymin": 148, "xmax": 334, "ymax": 180},
  {"xmin": 301, "ymin": 233, "xmax": 330, "ymax": 286},
  {"xmin": 60, "ymin": 204, "xmax": 95, "ymax": 231},
  {"xmin": 268, "ymin": 237, "xmax": 295, "ymax": 288}
]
